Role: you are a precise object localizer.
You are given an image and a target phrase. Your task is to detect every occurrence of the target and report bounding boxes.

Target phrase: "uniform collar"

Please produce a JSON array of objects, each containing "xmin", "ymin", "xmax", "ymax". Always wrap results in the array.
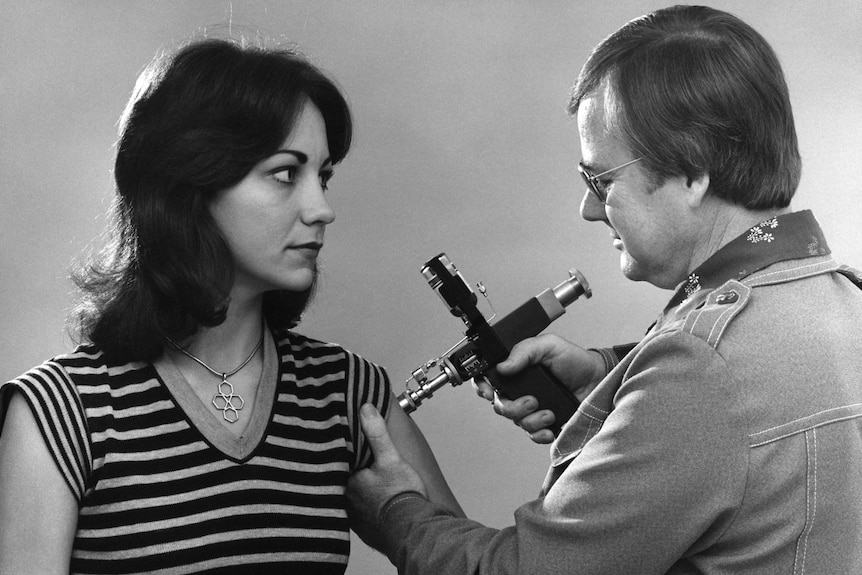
[{"xmin": 665, "ymin": 210, "xmax": 830, "ymax": 311}]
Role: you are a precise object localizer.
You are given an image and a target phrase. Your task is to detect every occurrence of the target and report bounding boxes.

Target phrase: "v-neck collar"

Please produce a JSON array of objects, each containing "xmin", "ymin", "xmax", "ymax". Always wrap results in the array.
[{"xmin": 153, "ymin": 328, "xmax": 279, "ymax": 462}]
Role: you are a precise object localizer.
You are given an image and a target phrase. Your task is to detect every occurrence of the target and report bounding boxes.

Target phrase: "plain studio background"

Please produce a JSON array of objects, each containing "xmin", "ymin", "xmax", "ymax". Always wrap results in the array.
[{"xmin": 1, "ymin": 1, "xmax": 860, "ymax": 572}]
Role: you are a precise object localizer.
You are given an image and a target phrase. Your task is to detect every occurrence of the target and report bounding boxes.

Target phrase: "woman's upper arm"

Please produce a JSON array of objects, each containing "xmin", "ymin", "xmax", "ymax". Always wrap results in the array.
[
  {"xmin": 0, "ymin": 392, "xmax": 78, "ymax": 574},
  {"xmin": 384, "ymin": 393, "xmax": 465, "ymax": 517}
]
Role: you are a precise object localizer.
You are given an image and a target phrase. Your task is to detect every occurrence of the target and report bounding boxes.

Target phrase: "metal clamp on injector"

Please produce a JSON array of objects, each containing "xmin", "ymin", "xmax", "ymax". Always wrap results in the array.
[{"xmin": 398, "ymin": 253, "xmax": 591, "ymax": 434}]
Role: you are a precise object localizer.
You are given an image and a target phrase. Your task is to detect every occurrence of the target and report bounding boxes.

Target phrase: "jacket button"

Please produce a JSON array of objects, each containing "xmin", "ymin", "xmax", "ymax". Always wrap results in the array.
[{"xmin": 716, "ymin": 291, "xmax": 739, "ymax": 304}]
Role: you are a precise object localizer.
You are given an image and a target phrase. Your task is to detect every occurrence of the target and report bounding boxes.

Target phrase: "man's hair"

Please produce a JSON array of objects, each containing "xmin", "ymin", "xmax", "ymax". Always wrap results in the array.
[
  {"xmin": 72, "ymin": 38, "xmax": 353, "ymax": 362},
  {"xmin": 569, "ymin": 5, "xmax": 800, "ymax": 209}
]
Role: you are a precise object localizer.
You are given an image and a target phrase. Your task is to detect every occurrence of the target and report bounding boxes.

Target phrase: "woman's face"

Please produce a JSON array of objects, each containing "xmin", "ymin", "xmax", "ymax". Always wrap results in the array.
[{"xmin": 208, "ymin": 101, "xmax": 336, "ymax": 299}]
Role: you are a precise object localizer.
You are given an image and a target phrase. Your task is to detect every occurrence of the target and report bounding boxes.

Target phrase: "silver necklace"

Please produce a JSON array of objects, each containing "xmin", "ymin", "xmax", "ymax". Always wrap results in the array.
[{"xmin": 166, "ymin": 332, "xmax": 264, "ymax": 423}]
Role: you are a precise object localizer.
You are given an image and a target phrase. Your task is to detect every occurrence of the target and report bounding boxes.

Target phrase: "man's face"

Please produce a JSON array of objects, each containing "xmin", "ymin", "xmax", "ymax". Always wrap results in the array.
[{"xmin": 576, "ymin": 89, "xmax": 700, "ymax": 290}]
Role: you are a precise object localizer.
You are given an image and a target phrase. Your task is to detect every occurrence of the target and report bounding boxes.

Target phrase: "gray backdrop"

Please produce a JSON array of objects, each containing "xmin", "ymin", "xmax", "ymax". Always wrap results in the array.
[{"xmin": 2, "ymin": 1, "xmax": 860, "ymax": 573}]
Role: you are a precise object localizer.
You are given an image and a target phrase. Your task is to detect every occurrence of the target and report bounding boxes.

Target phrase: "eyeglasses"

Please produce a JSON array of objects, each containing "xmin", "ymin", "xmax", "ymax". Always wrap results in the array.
[{"xmin": 577, "ymin": 157, "xmax": 643, "ymax": 203}]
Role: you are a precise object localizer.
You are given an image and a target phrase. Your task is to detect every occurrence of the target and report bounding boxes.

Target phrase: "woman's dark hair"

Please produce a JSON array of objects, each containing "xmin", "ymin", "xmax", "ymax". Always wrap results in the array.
[
  {"xmin": 569, "ymin": 5, "xmax": 800, "ymax": 209},
  {"xmin": 72, "ymin": 37, "xmax": 353, "ymax": 362}
]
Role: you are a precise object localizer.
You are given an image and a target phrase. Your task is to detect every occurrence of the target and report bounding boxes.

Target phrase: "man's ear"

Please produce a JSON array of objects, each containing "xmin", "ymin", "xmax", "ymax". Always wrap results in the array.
[{"xmin": 685, "ymin": 173, "xmax": 710, "ymax": 208}]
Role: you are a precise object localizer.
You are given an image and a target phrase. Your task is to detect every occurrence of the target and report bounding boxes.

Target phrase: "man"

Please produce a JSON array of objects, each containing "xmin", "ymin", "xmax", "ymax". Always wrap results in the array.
[{"xmin": 347, "ymin": 6, "xmax": 862, "ymax": 573}]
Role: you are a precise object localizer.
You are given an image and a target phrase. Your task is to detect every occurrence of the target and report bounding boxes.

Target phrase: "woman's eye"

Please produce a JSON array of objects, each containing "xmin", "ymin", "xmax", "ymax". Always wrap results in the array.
[
  {"xmin": 272, "ymin": 167, "xmax": 297, "ymax": 184},
  {"xmin": 320, "ymin": 171, "xmax": 334, "ymax": 191}
]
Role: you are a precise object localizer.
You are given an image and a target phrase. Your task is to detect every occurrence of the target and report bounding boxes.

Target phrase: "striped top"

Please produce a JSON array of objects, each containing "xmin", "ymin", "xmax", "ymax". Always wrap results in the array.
[{"xmin": 0, "ymin": 328, "xmax": 391, "ymax": 574}]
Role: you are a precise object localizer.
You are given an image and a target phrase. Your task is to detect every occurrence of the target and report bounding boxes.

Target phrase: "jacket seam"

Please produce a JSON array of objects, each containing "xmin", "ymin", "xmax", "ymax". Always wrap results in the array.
[
  {"xmin": 704, "ymin": 304, "xmax": 737, "ymax": 347},
  {"xmin": 749, "ymin": 405, "xmax": 862, "ymax": 447},
  {"xmin": 744, "ymin": 258, "xmax": 837, "ymax": 287},
  {"xmin": 793, "ymin": 428, "xmax": 817, "ymax": 575},
  {"xmin": 749, "ymin": 413, "xmax": 862, "ymax": 447}
]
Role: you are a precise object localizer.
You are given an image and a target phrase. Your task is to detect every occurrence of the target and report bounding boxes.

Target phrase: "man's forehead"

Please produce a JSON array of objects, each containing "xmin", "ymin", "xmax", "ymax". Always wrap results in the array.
[
  {"xmin": 577, "ymin": 91, "xmax": 618, "ymax": 165},
  {"xmin": 577, "ymin": 94, "xmax": 604, "ymax": 131}
]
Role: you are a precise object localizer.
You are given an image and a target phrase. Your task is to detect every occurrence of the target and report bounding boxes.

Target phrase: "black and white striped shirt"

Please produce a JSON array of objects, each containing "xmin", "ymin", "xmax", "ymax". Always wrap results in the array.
[{"xmin": 0, "ymin": 328, "xmax": 390, "ymax": 574}]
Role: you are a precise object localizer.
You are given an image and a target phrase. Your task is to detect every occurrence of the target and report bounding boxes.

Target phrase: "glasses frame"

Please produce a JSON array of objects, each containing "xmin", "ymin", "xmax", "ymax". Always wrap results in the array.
[{"xmin": 578, "ymin": 157, "xmax": 643, "ymax": 203}]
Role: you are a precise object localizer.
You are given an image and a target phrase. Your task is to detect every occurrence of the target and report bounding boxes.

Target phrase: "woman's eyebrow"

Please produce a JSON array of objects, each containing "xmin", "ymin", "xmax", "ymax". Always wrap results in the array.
[
  {"xmin": 273, "ymin": 150, "xmax": 308, "ymax": 163},
  {"xmin": 271, "ymin": 150, "xmax": 333, "ymax": 167}
]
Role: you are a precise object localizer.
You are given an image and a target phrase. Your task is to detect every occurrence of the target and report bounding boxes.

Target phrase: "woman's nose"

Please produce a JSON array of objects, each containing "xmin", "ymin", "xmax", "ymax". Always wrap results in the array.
[{"xmin": 302, "ymin": 183, "xmax": 336, "ymax": 225}]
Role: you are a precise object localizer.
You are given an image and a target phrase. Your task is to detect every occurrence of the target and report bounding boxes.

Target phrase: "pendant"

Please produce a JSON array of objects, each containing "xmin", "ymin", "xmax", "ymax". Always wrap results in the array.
[{"xmin": 212, "ymin": 377, "xmax": 244, "ymax": 423}]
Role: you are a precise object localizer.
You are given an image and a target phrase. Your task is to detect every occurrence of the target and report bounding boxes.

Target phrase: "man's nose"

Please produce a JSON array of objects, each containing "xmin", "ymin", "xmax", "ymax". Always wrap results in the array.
[{"xmin": 579, "ymin": 189, "xmax": 606, "ymax": 222}]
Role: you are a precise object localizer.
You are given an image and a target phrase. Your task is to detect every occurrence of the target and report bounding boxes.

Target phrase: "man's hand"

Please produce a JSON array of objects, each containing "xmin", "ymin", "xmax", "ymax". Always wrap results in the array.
[
  {"xmin": 347, "ymin": 404, "xmax": 428, "ymax": 550},
  {"xmin": 472, "ymin": 334, "xmax": 605, "ymax": 443}
]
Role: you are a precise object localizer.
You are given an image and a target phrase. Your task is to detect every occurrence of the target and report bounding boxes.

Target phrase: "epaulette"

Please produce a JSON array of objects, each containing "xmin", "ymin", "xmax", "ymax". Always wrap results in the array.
[
  {"xmin": 837, "ymin": 265, "xmax": 862, "ymax": 290},
  {"xmin": 682, "ymin": 279, "xmax": 751, "ymax": 349}
]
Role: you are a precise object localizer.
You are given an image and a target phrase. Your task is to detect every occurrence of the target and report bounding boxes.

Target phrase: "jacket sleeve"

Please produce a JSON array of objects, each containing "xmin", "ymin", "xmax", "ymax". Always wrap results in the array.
[
  {"xmin": 376, "ymin": 331, "xmax": 749, "ymax": 574},
  {"xmin": 591, "ymin": 343, "xmax": 638, "ymax": 375}
]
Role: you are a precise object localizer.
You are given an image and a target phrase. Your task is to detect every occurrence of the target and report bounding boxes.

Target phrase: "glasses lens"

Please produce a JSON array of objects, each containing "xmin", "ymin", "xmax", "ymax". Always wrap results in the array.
[{"xmin": 578, "ymin": 164, "xmax": 604, "ymax": 203}]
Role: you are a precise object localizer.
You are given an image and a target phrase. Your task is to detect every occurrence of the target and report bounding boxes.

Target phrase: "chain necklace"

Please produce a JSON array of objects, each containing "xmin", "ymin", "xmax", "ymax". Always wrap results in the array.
[{"xmin": 166, "ymin": 331, "xmax": 264, "ymax": 423}]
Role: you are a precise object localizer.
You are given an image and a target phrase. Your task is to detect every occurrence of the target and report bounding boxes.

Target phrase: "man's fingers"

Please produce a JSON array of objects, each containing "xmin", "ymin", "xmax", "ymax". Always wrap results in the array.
[
  {"xmin": 359, "ymin": 404, "xmax": 401, "ymax": 465},
  {"xmin": 492, "ymin": 394, "xmax": 538, "ymax": 420},
  {"xmin": 471, "ymin": 376, "xmax": 495, "ymax": 401},
  {"xmin": 526, "ymin": 429, "xmax": 556, "ymax": 444},
  {"xmin": 517, "ymin": 409, "xmax": 556, "ymax": 433}
]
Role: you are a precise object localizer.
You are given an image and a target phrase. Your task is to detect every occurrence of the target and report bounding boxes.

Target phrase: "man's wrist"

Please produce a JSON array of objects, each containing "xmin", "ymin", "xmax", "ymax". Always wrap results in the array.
[
  {"xmin": 379, "ymin": 491, "xmax": 428, "ymax": 530},
  {"xmin": 588, "ymin": 347, "xmax": 616, "ymax": 378},
  {"xmin": 575, "ymin": 349, "xmax": 612, "ymax": 402},
  {"xmin": 377, "ymin": 490, "xmax": 451, "ymax": 564}
]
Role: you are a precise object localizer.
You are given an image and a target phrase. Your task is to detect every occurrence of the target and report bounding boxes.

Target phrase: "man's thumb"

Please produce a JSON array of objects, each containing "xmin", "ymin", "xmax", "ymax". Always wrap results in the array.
[
  {"xmin": 496, "ymin": 338, "xmax": 533, "ymax": 375},
  {"xmin": 359, "ymin": 404, "xmax": 399, "ymax": 464}
]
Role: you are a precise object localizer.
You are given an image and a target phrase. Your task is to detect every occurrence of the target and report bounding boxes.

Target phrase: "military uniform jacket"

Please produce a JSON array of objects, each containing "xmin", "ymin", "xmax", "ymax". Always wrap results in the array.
[{"xmin": 376, "ymin": 210, "xmax": 862, "ymax": 574}]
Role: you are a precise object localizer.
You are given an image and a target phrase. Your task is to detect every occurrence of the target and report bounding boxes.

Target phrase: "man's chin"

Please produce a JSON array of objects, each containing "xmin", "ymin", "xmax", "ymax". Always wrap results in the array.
[{"xmin": 620, "ymin": 256, "xmax": 651, "ymax": 285}]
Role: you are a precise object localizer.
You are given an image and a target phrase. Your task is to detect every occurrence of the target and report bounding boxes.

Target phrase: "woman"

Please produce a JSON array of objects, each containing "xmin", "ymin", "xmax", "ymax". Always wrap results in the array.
[{"xmin": 0, "ymin": 38, "xmax": 461, "ymax": 574}]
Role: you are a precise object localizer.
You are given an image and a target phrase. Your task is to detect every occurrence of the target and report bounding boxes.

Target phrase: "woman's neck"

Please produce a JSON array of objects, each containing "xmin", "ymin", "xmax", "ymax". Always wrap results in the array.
[{"xmin": 179, "ymin": 293, "xmax": 265, "ymax": 372}]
